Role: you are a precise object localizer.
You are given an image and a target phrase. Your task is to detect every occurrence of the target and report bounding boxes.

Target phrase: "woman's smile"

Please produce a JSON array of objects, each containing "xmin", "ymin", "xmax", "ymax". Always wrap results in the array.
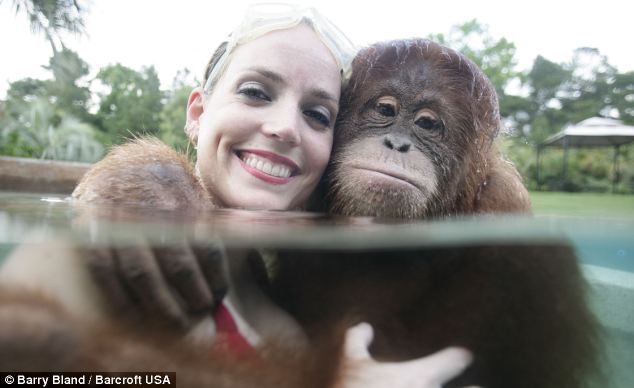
[{"xmin": 236, "ymin": 149, "xmax": 299, "ymax": 184}]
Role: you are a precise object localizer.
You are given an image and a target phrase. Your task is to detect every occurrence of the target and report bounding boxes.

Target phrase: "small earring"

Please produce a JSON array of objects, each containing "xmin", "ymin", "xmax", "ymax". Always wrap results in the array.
[{"xmin": 185, "ymin": 122, "xmax": 198, "ymax": 132}]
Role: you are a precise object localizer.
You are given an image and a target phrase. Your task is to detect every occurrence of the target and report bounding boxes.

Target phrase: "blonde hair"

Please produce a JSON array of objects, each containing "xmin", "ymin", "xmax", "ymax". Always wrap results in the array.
[{"xmin": 201, "ymin": 4, "xmax": 356, "ymax": 94}]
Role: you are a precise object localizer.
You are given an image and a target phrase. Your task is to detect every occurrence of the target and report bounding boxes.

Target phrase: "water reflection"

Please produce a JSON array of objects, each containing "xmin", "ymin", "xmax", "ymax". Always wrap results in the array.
[
  {"xmin": 3, "ymin": 192, "xmax": 632, "ymax": 253},
  {"xmin": 0, "ymin": 191, "xmax": 632, "ymax": 387}
]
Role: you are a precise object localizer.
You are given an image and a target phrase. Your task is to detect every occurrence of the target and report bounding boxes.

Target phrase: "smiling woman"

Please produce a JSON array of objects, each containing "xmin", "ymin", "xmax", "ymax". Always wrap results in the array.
[{"xmin": 186, "ymin": 24, "xmax": 341, "ymax": 210}]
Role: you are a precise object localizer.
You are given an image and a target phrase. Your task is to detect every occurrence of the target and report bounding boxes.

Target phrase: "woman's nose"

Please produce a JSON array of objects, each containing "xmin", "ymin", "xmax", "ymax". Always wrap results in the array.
[{"xmin": 261, "ymin": 105, "xmax": 302, "ymax": 145}]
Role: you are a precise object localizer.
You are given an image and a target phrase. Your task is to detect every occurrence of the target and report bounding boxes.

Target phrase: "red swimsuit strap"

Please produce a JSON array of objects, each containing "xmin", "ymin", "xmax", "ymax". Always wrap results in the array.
[{"xmin": 212, "ymin": 302, "xmax": 255, "ymax": 356}]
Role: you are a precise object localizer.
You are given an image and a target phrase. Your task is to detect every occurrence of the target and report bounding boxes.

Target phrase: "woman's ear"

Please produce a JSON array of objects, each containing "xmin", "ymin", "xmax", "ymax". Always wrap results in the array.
[{"xmin": 185, "ymin": 87, "xmax": 204, "ymax": 145}]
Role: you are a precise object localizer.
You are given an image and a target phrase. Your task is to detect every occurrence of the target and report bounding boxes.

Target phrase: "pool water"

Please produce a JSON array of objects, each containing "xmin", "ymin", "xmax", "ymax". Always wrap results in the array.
[{"xmin": 0, "ymin": 191, "xmax": 632, "ymax": 386}]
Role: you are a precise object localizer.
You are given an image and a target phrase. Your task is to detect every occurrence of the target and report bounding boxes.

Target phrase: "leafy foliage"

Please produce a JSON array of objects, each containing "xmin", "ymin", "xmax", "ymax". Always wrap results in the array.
[
  {"xmin": 94, "ymin": 64, "xmax": 163, "ymax": 144},
  {"xmin": 0, "ymin": 47, "xmax": 103, "ymax": 162},
  {"xmin": 0, "ymin": 96, "xmax": 103, "ymax": 162},
  {"xmin": 610, "ymin": 71, "xmax": 634, "ymax": 124},
  {"xmin": 3, "ymin": 0, "xmax": 88, "ymax": 53},
  {"xmin": 428, "ymin": 19, "xmax": 520, "ymax": 95},
  {"xmin": 158, "ymin": 68, "xmax": 197, "ymax": 153}
]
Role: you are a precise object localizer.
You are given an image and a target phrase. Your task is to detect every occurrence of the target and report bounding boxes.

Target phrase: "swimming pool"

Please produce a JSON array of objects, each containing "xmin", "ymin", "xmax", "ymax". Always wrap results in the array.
[{"xmin": 0, "ymin": 191, "xmax": 632, "ymax": 387}]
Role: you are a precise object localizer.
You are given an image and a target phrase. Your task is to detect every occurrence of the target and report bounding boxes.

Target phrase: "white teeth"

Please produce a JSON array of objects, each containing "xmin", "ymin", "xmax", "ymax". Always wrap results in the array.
[
  {"xmin": 241, "ymin": 153, "xmax": 294, "ymax": 178},
  {"xmin": 263, "ymin": 162, "xmax": 272, "ymax": 174}
]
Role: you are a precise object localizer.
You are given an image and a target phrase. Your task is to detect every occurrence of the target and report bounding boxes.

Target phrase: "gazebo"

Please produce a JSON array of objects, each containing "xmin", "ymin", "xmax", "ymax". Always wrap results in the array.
[{"xmin": 536, "ymin": 117, "xmax": 634, "ymax": 192}]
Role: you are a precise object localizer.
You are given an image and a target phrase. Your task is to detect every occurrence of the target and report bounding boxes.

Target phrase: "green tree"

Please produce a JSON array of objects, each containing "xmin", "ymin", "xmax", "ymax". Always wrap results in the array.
[
  {"xmin": 3, "ymin": 77, "xmax": 47, "ymax": 114},
  {"xmin": 43, "ymin": 48, "xmax": 92, "ymax": 120},
  {"xmin": 2, "ymin": 0, "xmax": 88, "ymax": 54},
  {"xmin": 95, "ymin": 64, "xmax": 163, "ymax": 144},
  {"xmin": 159, "ymin": 68, "xmax": 196, "ymax": 152},
  {"xmin": 512, "ymin": 56, "xmax": 573, "ymax": 144},
  {"xmin": 528, "ymin": 56, "xmax": 571, "ymax": 108},
  {"xmin": 0, "ymin": 48, "xmax": 100, "ymax": 160},
  {"xmin": 559, "ymin": 48, "xmax": 617, "ymax": 124},
  {"xmin": 0, "ymin": 96, "xmax": 103, "ymax": 162},
  {"xmin": 2, "ymin": 48, "xmax": 91, "ymax": 121},
  {"xmin": 610, "ymin": 71, "xmax": 634, "ymax": 124},
  {"xmin": 428, "ymin": 19, "xmax": 520, "ymax": 96}
]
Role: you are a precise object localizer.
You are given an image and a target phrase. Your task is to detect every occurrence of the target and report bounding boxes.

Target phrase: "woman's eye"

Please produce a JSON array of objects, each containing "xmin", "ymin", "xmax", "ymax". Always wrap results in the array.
[
  {"xmin": 304, "ymin": 110, "xmax": 331, "ymax": 128},
  {"xmin": 415, "ymin": 116, "xmax": 440, "ymax": 130},
  {"xmin": 238, "ymin": 86, "xmax": 271, "ymax": 102},
  {"xmin": 376, "ymin": 103, "xmax": 396, "ymax": 117}
]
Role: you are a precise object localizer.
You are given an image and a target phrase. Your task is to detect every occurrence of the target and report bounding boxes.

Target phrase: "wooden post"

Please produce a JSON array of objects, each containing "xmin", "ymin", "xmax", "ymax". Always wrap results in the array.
[
  {"xmin": 562, "ymin": 137, "xmax": 569, "ymax": 191},
  {"xmin": 536, "ymin": 145, "xmax": 542, "ymax": 190},
  {"xmin": 612, "ymin": 145, "xmax": 620, "ymax": 193}
]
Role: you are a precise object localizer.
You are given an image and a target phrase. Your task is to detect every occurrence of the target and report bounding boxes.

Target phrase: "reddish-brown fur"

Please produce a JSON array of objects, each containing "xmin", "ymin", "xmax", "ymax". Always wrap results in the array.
[
  {"xmin": 323, "ymin": 39, "xmax": 531, "ymax": 218},
  {"xmin": 72, "ymin": 138, "xmax": 214, "ymax": 211},
  {"xmin": 271, "ymin": 40, "xmax": 598, "ymax": 388}
]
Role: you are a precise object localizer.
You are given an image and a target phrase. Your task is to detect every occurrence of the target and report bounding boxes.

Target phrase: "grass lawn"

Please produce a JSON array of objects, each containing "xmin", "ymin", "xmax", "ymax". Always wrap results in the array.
[{"xmin": 529, "ymin": 191, "xmax": 634, "ymax": 218}]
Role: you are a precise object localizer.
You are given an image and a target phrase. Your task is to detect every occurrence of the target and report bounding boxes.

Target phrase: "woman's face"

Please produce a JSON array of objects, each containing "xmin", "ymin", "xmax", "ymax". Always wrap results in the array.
[{"xmin": 186, "ymin": 25, "xmax": 341, "ymax": 210}]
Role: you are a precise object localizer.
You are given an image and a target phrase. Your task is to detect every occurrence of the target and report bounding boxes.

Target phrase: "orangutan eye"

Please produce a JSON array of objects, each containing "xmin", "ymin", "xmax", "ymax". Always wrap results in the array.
[
  {"xmin": 374, "ymin": 96, "xmax": 399, "ymax": 117},
  {"xmin": 414, "ymin": 109, "xmax": 442, "ymax": 130},
  {"xmin": 415, "ymin": 117, "xmax": 439, "ymax": 130},
  {"xmin": 376, "ymin": 103, "xmax": 396, "ymax": 117}
]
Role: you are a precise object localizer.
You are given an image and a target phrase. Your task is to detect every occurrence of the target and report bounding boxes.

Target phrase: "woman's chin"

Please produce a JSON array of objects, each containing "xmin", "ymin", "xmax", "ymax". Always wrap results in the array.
[{"xmin": 225, "ymin": 194, "xmax": 293, "ymax": 212}]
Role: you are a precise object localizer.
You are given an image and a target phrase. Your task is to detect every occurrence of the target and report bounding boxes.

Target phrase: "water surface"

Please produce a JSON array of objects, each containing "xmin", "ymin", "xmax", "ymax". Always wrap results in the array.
[{"xmin": 0, "ymin": 191, "xmax": 632, "ymax": 386}]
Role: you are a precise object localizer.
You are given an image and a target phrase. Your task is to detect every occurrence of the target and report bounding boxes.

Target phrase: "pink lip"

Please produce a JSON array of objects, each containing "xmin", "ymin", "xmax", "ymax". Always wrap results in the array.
[{"xmin": 236, "ymin": 149, "xmax": 299, "ymax": 185}]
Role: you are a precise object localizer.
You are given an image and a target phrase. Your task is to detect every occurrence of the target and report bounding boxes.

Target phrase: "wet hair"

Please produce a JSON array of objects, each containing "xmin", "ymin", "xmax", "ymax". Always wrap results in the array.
[
  {"xmin": 202, "ymin": 41, "xmax": 228, "ymax": 92},
  {"xmin": 201, "ymin": 18, "xmax": 354, "ymax": 94},
  {"xmin": 201, "ymin": 24, "xmax": 338, "ymax": 95}
]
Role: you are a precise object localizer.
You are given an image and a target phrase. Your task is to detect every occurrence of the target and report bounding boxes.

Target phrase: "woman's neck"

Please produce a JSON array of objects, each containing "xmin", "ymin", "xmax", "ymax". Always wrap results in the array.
[{"xmin": 224, "ymin": 248, "xmax": 307, "ymax": 348}]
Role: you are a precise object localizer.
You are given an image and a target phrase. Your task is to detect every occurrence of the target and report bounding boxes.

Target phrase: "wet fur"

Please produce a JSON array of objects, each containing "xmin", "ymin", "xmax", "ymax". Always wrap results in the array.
[
  {"xmin": 273, "ymin": 39, "xmax": 598, "ymax": 388},
  {"xmin": 72, "ymin": 138, "xmax": 214, "ymax": 210}
]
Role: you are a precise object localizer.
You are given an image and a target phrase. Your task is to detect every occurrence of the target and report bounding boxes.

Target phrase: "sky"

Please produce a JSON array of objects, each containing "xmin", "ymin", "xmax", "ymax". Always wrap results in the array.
[{"xmin": 1, "ymin": 0, "xmax": 632, "ymax": 97}]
